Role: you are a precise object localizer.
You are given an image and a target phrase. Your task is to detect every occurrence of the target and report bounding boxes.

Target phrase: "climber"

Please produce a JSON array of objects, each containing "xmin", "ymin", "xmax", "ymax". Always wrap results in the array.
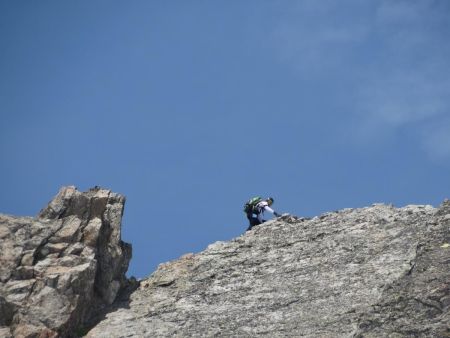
[{"xmin": 244, "ymin": 197, "xmax": 281, "ymax": 231}]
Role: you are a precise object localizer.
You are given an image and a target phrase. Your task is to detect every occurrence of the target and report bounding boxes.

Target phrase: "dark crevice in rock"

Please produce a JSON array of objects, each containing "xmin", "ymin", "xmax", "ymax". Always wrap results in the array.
[
  {"xmin": 413, "ymin": 297, "xmax": 443, "ymax": 314},
  {"xmin": 0, "ymin": 296, "xmax": 15, "ymax": 326}
]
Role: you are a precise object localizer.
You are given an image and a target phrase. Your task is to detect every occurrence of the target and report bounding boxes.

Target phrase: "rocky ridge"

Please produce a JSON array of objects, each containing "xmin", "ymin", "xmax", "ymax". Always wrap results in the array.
[
  {"xmin": 87, "ymin": 201, "xmax": 449, "ymax": 337},
  {"xmin": 0, "ymin": 187, "xmax": 132, "ymax": 338},
  {"xmin": 1, "ymin": 188, "xmax": 449, "ymax": 337}
]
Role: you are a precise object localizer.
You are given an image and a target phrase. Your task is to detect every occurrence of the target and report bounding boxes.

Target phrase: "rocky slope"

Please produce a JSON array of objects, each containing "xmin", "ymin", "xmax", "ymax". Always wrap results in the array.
[
  {"xmin": 1, "ymin": 188, "xmax": 449, "ymax": 337},
  {"xmin": 87, "ymin": 202, "xmax": 449, "ymax": 337},
  {"xmin": 0, "ymin": 187, "xmax": 132, "ymax": 338}
]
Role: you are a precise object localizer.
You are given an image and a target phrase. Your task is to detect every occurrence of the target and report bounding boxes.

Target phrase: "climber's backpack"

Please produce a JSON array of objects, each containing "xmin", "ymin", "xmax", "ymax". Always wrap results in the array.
[{"xmin": 243, "ymin": 196, "xmax": 263, "ymax": 214}]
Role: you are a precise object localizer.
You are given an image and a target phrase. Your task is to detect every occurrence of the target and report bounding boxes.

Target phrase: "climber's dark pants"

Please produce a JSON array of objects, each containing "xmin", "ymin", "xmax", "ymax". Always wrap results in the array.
[{"xmin": 246, "ymin": 213, "xmax": 263, "ymax": 231}]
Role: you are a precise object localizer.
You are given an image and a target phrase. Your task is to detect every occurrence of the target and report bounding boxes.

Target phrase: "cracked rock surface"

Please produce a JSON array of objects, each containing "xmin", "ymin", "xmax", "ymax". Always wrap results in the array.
[
  {"xmin": 0, "ymin": 186, "xmax": 131, "ymax": 338},
  {"xmin": 87, "ymin": 202, "xmax": 449, "ymax": 337}
]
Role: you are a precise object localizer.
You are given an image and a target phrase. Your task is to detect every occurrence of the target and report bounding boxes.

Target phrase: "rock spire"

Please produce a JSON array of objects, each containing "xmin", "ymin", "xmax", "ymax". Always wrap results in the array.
[{"xmin": 0, "ymin": 186, "xmax": 132, "ymax": 338}]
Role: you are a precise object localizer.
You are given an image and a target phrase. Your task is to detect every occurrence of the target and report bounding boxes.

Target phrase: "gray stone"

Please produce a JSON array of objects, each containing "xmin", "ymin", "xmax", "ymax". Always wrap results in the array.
[
  {"xmin": 0, "ymin": 186, "xmax": 132, "ymax": 338},
  {"xmin": 87, "ymin": 203, "xmax": 449, "ymax": 338},
  {"xmin": 82, "ymin": 218, "xmax": 103, "ymax": 247},
  {"xmin": 2, "ymin": 186, "xmax": 448, "ymax": 337},
  {"xmin": 0, "ymin": 327, "xmax": 12, "ymax": 338}
]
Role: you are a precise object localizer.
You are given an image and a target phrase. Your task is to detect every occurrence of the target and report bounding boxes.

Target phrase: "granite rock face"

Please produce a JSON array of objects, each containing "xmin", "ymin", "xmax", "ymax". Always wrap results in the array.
[
  {"xmin": 0, "ymin": 187, "xmax": 132, "ymax": 338},
  {"xmin": 87, "ymin": 202, "xmax": 449, "ymax": 337}
]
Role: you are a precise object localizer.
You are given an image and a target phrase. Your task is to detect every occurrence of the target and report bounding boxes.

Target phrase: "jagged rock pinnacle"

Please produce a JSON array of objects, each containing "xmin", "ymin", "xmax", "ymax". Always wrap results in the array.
[{"xmin": 0, "ymin": 186, "xmax": 132, "ymax": 338}]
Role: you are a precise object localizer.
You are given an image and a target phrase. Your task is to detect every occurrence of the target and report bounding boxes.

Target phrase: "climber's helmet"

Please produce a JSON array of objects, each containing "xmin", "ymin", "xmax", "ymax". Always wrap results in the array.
[{"xmin": 267, "ymin": 197, "xmax": 274, "ymax": 206}]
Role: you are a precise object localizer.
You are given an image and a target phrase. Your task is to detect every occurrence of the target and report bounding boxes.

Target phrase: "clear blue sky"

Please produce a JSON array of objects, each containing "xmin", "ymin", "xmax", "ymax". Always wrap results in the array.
[{"xmin": 1, "ymin": 1, "xmax": 449, "ymax": 278}]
